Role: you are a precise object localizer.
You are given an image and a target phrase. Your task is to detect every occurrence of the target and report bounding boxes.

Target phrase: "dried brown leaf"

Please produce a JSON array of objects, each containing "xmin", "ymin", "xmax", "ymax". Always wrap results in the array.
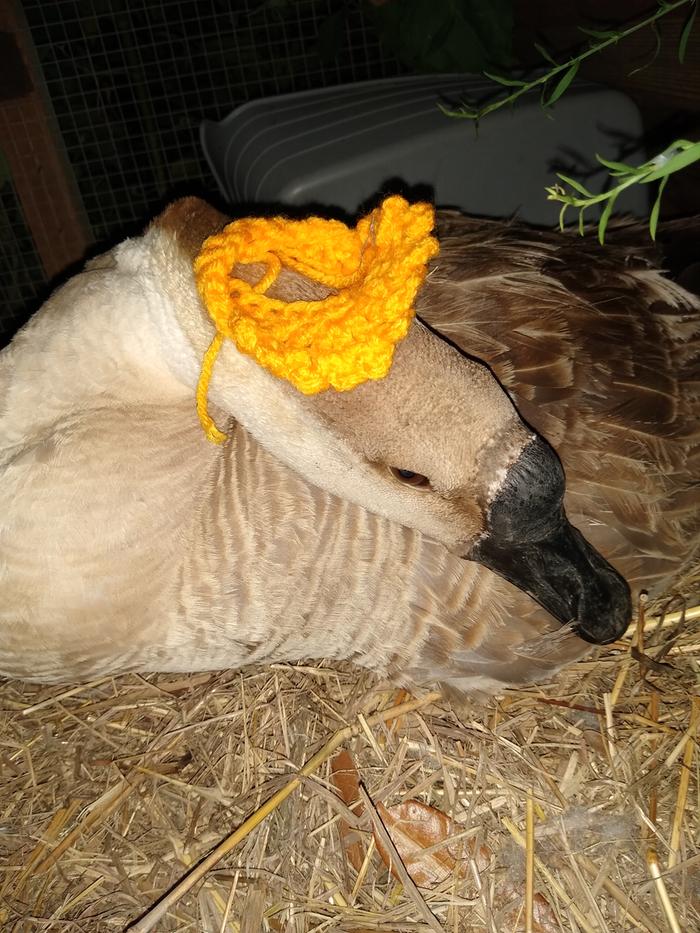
[
  {"xmin": 386, "ymin": 688, "xmax": 412, "ymax": 731},
  {"xmin": 374, "ymin": 799, "xmax": 491, "ymax": 890},
  {"xmin": 502, "ymin": 887, "xmax": 561, "ymax": 933},
  {"xmin": 330, "ymin": 749, "xmax": 363, "ymax": 813},
  {"xmin": 330, "ymin": 748, "xmax": 365, "ymax": 872}
]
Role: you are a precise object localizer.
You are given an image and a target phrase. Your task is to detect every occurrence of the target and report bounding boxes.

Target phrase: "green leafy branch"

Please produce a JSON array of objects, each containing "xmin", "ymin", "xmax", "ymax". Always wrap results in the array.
[
  {"xmin": 443, "ymin": 0, "xmax": 696, "ymax": 121},
  {"xmin": 443, "ymin": 0, "xmax": 697, "ymax": 241},
  {"xmin": 546, "ymin": 139, "xmax": 700, "ymax": 243}
]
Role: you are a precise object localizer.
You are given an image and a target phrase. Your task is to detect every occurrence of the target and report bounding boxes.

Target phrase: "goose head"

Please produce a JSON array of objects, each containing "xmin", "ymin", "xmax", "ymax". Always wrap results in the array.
[
  {"xmin": 155, "ymin": 199, "xmax": 632, "ymax": 647},
  {"xmin": 307, "ymin": 320, "xmax": 631, "ymax": 646}
]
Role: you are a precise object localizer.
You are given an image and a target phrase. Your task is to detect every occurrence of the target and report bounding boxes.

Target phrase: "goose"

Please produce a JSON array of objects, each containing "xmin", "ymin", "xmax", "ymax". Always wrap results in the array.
[{"xmin": 0, "ymin": 197, "xmax": 696, "ymax": 690}]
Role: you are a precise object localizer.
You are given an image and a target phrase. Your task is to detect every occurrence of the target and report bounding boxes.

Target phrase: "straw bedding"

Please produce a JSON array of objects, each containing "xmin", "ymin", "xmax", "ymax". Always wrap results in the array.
[{"xmin": 1, "ymin": 607, "xmax": 698, "ymax": 932}]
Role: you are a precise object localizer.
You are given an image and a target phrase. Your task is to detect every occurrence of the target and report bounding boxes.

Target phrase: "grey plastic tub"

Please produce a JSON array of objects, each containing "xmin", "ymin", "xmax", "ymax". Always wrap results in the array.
[{"xmin": 201, "ymin": 74, "xmax": 646, "ymax": 224}]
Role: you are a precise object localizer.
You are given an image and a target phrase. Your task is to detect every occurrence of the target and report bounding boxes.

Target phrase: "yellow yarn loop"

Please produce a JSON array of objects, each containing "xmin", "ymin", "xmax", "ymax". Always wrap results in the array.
[{"xmin": 193, "ymin": 195, "xmax": 439, "ymax": 443}]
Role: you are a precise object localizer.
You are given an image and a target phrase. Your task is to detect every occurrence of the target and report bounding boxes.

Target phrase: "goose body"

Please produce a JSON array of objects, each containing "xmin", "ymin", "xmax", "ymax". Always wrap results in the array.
[{"xmin": 0, "ymin": 199, "xmax": 697, "ymax": 689}]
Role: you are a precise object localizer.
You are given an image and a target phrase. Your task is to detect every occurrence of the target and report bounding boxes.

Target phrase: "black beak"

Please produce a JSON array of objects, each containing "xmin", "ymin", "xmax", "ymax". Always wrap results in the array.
[{"xmin": 469, "ymin": 437, "xmax": 631, "ymax": 645}]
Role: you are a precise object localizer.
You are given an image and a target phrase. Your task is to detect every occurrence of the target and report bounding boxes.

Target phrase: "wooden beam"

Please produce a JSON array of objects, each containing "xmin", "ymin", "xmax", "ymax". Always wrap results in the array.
[
  {"xmin": 514, "ymin": 0, "xmax": 700, "ymax": 112},
  {"xmin": 0, "ymin": 0, "xmax": 92, "ymax": 281}
]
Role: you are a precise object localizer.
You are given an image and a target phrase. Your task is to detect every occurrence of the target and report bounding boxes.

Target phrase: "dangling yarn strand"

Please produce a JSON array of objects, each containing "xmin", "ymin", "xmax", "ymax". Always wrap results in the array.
[{"xmin": 193, "ymin": 195, "xmax": 439, "ymax": 443}]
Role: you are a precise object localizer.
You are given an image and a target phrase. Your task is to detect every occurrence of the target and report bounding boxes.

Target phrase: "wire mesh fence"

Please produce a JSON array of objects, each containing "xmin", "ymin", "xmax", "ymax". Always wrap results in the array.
[
  {"xmin": 0, "ymin": 173, "xmax": 47, "ymax": 342},
  {"xmin": 2, "ymin": 0, "xmax": 402, "ymax": 345}
]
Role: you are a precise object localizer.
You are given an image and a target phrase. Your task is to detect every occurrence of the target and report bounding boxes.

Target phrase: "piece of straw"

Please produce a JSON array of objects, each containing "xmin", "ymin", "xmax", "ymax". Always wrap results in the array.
[
  {"xmin": 574, "ymin": 852, "xmax": 658, "ymax": 933},
  {"xmin": 34, "ymin": 774, "xmax": 146, "ymax": 875},
  {"xmin": 127, "ymin": 690, "xmax": 442, "ymax": 933},
  {"xmin": 358, "ymin": 784, "xmax": 443, "ymax": 933},
  {"xmin": 525, "ymin": 788, "xmax": 535, "ymax": 933},
  {"xmin": 647, "ymin": 858, "xmax": 681, "ymax": 933},
  {"xmin": 668, "ymin": 697, "xmax": 699, "ymax": 869},
  {"xmin": 646, "ymin": 691, "xmax": 682, "ymax": 933},
  {"xmin": 502, "ymin": 816, "xmax": 597, "ymax": 933}
]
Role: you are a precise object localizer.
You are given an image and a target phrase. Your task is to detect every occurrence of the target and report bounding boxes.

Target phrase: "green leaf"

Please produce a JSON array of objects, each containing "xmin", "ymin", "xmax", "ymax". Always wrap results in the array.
[
  {"xmin": 368, "ymin": 0, "xmax": 515, "ymax": 76},
  {"xmin": 628, "ymin": 19, "xmax": 662, "ymax": 75},
  {"xmin": 434, "ymin": 3, "xmax": 488, "ymax": 74},
  {"xmin": 596, "ymin": 154, "xmax": 640, "ymax": 174},
  {"xmin": 534, "ymin": 41, "xmax": 557, "ymax": 65},
  {"xmin": 400, "ymin": 0, "xmax": 458, "ymax": 69},
  {"xmin": 442, "ymin": 101, "xmax": 478, "ymax": 119},
  {"xmin": 597, "ymin": 190, "xmax": 619, "ymax": 245},
  {"xmin": 483, "ymin": 71, "xmax": 527, "ymax": 87},
  {"xmin": 556, "ymin": 173, "xmax": 594, "ymax": 196},
  {"xmin": 479, "ymin": 93, "xmax": 522, "ymax": 118},
  {"xmin": 316, "ymin": 9, "xmax": 347, "ymax": 65},
  {"xmin": 641, "ymin": 142, "xmax": 700, "ymax": 182},
  {"xmin": 649, "ymin": 175, "xmax": 670, "ymax": 240},
  {"xmin": 679, "ymin": 1, "xmax": 698, "ymax": 63},
  {"xmin": 577, "ymin": 26, "xmax": 621, "ymax": 40},
  {"xmin": 464, "ymin": 0, "xmax": 514, "ymax": 67},
  {"xmin": 558, "ymin": 202, "xmax": 569, "ymax": 230},
  {"xmin": 544, "ymin": 60, "xmax": 580, "ymax": 106}
]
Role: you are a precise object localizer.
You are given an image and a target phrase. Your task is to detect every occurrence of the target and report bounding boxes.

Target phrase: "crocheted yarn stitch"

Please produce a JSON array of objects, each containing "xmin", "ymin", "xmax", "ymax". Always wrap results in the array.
[{"xmin": 193, "ymin": 195, "xmax": 438, "ymax": 442}]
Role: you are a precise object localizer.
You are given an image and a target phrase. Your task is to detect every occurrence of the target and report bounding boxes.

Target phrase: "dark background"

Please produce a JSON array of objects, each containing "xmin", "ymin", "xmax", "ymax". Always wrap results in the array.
[{"xmin": 1, "ymin": 0, "xmax": 699, "ymax": 349}]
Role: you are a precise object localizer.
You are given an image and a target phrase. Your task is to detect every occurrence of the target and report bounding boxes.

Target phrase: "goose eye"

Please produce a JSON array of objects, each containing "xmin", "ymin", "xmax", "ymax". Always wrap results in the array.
[{"xmin": 389, "ymin": 467, "xmax": 431, "ymax": 488}]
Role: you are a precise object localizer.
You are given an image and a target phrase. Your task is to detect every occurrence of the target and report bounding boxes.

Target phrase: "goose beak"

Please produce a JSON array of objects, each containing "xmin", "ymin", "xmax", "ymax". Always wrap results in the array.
[
  {"xmin": 470, "ymin": 514, "xmax": 631, "ymax": 643},
  {"xmin": 469, "ymin": 437, "xmax": 632, "ymax": 645}
]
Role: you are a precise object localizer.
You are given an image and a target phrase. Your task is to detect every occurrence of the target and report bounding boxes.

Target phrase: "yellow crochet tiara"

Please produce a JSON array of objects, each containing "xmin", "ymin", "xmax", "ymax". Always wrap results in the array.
[{"xmin": 193, "ymin": 195, "xmax": 439, "ymax": 443}]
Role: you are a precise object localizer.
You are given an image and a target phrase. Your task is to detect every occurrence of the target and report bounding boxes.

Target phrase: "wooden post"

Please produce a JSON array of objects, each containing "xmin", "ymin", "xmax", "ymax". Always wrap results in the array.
[{"xmin": 0, "ymin": 0, "xmax": 92, "ymax": 281}]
